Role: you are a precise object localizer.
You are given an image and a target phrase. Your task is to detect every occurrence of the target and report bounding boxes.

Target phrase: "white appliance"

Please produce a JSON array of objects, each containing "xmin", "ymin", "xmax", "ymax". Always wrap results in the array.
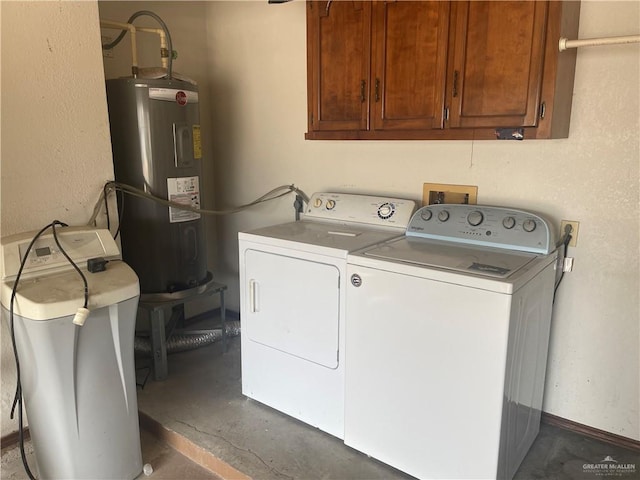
[
  {"xmin": 345, "ymin": 204, "xmax": 558, "ymax": 480},
  {"xmin": 0, "ymin": 227, "xmax": 143, "ymax": 480},
  {"xmin": 239, "ymin": 192, "xmax": 416, "ymax": 439}
]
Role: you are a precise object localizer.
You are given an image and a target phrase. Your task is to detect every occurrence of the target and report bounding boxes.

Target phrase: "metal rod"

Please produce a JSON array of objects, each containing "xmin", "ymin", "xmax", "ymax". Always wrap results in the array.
[{"xmin": 559, "ymin": 35, "xmax": 640, "ymax": 51}]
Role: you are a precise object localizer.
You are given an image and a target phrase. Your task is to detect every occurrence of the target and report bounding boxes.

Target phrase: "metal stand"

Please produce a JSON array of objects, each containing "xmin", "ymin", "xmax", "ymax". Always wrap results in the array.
[{"xmin": 137, "ymin": 273, "xmax": 227, "ymax": 381}]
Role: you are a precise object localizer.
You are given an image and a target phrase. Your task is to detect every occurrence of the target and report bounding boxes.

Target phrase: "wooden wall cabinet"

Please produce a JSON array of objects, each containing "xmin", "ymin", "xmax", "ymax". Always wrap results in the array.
[{"xmin": 305, "ymin": 0, "xmax": 580, "ymax": 140}]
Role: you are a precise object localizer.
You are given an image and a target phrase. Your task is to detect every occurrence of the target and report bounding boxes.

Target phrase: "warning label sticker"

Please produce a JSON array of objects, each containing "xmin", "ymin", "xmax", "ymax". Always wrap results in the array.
[
  {"xmin": 192, "ymin": 125, "xmax": 202, "ymax": 159},
  {"xmin": 167, "ymin": 176, "xmax": 201, "ymax": 223}
]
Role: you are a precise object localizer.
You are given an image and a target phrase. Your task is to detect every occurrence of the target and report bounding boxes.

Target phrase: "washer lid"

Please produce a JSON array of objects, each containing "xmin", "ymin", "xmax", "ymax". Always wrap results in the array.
[{"xmin": 363, "ymin": 238, "xmax": 537, "ymax": 279}]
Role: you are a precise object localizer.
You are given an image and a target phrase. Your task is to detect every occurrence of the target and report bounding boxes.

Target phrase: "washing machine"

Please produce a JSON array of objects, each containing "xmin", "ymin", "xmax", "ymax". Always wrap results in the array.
[
  {"xmin": 239, "ymin": 192, "xmax": 416, "ymax": 439},
  {"xmin": 345, "ymin": 204, "xmax": 558, "ymax": 480}
]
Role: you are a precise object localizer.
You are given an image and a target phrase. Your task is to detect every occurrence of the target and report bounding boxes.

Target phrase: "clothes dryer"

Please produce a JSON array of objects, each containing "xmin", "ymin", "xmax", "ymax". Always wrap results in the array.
[
  {"xmin": 345, "ymin": 204, "xmax": 558, "ymax": 480},
  {"xmin": 239, "ymin": 192, "xmax": 416, "ymax": 439}
]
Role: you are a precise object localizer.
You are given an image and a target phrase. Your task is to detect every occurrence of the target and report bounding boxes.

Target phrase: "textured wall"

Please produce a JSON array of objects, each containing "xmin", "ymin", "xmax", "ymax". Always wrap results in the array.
[
  {"xmin": 1, "ymin": 0, "xmax": 637, "ymax": 446},
  {"xmin": 204, "ymin": 1, "xmax": 639, "ymax": 441},
  {"xmin": 1, "ymin": 1, "xmax": 114, "ymax": 436}
]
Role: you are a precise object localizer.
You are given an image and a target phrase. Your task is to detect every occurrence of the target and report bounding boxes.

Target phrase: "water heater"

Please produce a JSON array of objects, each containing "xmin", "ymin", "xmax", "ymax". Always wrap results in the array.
[{"xmin": 106, "ymin": 77, "xmax": 208, "ymax": 293}]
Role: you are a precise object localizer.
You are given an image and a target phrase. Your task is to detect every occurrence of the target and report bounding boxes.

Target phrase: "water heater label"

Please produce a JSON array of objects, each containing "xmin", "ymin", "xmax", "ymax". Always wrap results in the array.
[
  {"xmin": 167, "ymin": 176, "xmax": 201, "ymax": 223},
  {"xmin": 149, "ymin": 88, "xmax": 199, "ymax": 104},
  {"xmin": 192, "ymin": 125, "xmax": 202, "ymax": 159}
]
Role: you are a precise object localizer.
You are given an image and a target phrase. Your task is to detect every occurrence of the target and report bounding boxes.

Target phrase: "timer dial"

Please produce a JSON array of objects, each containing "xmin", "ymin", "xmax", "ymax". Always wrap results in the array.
[
  {"xmin": 314, "ymin": 198, "xmax": 323, "ymax": 208},
  {"xmin": 467, "ymin": 211, "xmax": 484, "ymax": 227},
  {"xmin": 326, "ymin": 199, "xmax": 336, "ymax": 210},
  {"xmin": 502, "ymin": 216, "xmax": 516, "ymax": 229},
  {"xmin": 378, "ymin": 203, "xmax": 394, "ymax": 219},
  {"xmin": 523, "ymin": 219, "xmax": 537, "ymax": 232},
  {"xmin": 420, "ymin": 209, "xmax": 433, "ymax": 221},
  {"xmin": 437, "ymin": 210, "xmax": 450, "ymax": 222}
]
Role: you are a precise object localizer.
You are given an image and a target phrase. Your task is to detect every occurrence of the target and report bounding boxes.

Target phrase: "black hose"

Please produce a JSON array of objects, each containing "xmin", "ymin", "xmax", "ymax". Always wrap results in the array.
[{"xmin": 553, "ymin": 225, "xmax": 573, "ymax": 303}]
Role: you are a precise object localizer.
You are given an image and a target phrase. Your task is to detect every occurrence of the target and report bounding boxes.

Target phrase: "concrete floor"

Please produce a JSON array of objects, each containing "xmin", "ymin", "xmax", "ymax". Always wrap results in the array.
[
  {"xmin": 133, "ymin": 331, "xmax": 638, "ymax": 480},
  {"xmin": 0, "ymin": 429, "xmax": 221, "ymax": 480},
  {"xmin": 2, "ymin": 327, "xmax": 638, "ymax": 480}
]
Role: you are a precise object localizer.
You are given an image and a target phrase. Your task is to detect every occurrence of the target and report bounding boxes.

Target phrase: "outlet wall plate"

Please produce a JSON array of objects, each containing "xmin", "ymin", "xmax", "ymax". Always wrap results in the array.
[
  {"xmin": 560, "ymin": 220, "xmax": 579, "ymax": 247},
  {"xmin": 422, "ymin": 183, "xmax": 477, "ymax": 206}
]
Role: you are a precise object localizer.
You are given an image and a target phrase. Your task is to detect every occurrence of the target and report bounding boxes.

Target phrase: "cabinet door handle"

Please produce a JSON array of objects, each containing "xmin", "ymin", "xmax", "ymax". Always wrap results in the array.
[
  {"xmin": 375, "ymin": 78, "xmax": 380, "ymax": 102},
  {"xmin": 452, "ymin": 70, "xmax": 459, "ymax": 98},
  {"xmin": 249, "ymin": 279, "xmax": 259, "ymax": 313},
  {"xmin": 360, "ymin": 80, "xmax": 366, "ymax": 103},
  {"xmin": 325, "ymin": 0, "xmax": 332, "ymax": 15}
]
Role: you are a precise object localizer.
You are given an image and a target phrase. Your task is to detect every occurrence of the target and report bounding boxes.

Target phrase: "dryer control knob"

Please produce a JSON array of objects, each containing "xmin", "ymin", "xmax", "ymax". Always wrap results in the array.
[
  {"xmin": 523, "ymin": 219, "xmax": 537, "ymax": 232},
  {"xmin": 378, "ymin": 203, "xmax": 394, "ymax": 219},
  {"xmin": 467, "ymin": 211, "xmax": 484, "ymax": 226},
  {"xmin": 437, "ymin": 210, "xmax": 450, "ymax": 222},
  {"xmin": 326, "ymin": 199, "xmax": 336, "ymax": 210},
  {"xmin": 502, "ymin": 216, "xmax": 516, "ymax": 229},
  {"xmin": 314, "ymin": 198, "xmax": 323, "ymax": 208}
]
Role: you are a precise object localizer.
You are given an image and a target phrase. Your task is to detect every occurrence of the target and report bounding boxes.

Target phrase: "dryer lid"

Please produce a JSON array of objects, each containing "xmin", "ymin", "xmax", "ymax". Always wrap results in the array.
[
  {"xmin": 363, "ymin": 238, "xmax": 537, "ymax": 279},
  {"xmin": 241, "ymin": 220, "xmax": 405, "ymax": 254}
]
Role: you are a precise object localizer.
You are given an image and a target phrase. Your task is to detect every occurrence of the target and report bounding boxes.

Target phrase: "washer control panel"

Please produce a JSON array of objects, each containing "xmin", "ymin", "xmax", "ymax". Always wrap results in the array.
[
  {"xmin": 305, "ymin": 192, "xmax": 416, "ymax": 229},
  {"xmin": 407, "ymin": 204, "xmax": 555, "ymax": 254}
]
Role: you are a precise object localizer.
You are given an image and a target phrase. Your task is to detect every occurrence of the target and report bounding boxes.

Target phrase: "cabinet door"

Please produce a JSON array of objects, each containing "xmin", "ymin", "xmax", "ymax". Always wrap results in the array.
[
  {"xmin": 371, "ymin": 1, "xmax": 450, "ymax": 131},
  {"xmin": 307, "ymin": 1, "xmax": 371, "ymax": 132},
  {"xmin": 448, "ymin": 1, "xmax": 548, "ymax": 129}
]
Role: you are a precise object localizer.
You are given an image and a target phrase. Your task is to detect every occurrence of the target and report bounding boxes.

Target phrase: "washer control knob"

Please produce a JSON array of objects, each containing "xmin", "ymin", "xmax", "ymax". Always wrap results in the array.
[
  {"xmin": 378, "ymin": 203, "xmax": 394, "ymax": 219},
  {"xmin": 420, "ymin": 209, "xmax": 433, "ymax": 221},
  {"xmin": 314, "ymin": 198, "xmax": 323, "ymax": 208},
  {"xmin": 326, "ymin": 199, "xmax": 336, "ymax": 210},
  {"xmin": 437, "ymin": 210, "xmax": 450, "ymax": 222},
  {"xmin": 467, "ymin": 211, "xmax": 484, "ymax": 227},
  {"xmin": 523, "ymin": 219, "xmax": 537, "ymax": 232},
  {"xmin": 502, "ymin": 216, "xmax": 516, "ymax": 229}
]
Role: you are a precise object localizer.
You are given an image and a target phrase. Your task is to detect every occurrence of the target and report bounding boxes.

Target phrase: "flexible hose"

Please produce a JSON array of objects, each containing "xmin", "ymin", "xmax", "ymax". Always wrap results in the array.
[
  {"xmin": 88, "ymin": 181, "xmax": 309, "ymax": 226},
  {"xmin": 134, "ymin": 321, "xmax": 241, "ymax": 355}
]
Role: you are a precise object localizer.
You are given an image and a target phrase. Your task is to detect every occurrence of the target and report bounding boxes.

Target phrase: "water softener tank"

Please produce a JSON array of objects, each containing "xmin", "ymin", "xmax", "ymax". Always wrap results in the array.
[
  {"xmin": 0, "ymin": 227, "xmax": 143, "ymax": 479},
  {"xmin": 106, "ymin": 78, "xmax": 208, "ymax": 293}
]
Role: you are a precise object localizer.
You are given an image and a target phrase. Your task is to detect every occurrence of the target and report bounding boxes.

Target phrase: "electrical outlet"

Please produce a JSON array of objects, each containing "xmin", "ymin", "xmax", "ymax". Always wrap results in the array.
[
  {"xmin": 560, "ymin": 220, "xmax": 579, "ymax": 247},
  {"xmin": 422, "ymin": 183, "xmax": 477, "ymax": 206}
]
